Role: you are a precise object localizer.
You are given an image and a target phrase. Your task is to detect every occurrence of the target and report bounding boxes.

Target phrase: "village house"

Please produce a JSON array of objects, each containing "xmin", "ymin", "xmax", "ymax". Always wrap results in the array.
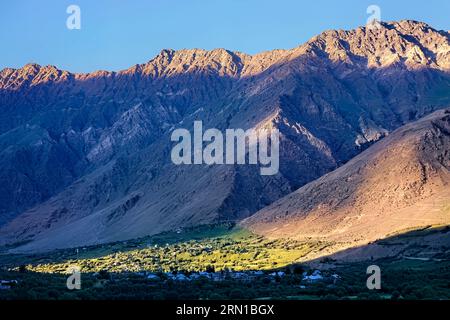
[
  {"xmin": 302, "ymin": 270, "xmax": 324, "ymax": 283},
  {"xmin": 0, "ymin": 280, "xmax": 18, "ymax": 290}
]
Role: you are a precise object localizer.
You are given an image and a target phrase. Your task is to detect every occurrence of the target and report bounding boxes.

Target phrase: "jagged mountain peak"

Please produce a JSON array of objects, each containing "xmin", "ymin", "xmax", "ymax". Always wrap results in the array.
[
  {"xmin": 304, "ymin": 20, "xmax": 449, "ymax": 70},
  {"xmin": 1, "ymin": 20, "xmax": 447, "ymax": 91}
]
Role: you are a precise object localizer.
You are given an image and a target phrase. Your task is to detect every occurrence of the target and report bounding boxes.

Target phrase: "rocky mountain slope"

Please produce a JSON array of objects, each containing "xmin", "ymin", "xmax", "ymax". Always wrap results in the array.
[
  {"xmin": 0, "ymin": 20, "xmax": 449, "ymax": 251},
  {"xmin": 243, "ymin": 109, "xmax": 450, "ymax": 259}
]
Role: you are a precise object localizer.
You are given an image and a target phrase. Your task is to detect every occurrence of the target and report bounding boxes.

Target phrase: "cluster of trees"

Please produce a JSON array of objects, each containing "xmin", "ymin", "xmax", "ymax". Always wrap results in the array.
[
  {"xmin": 2, "ymin": 258, "xmax": 450, "ymax": 300},
  {"xmin": 2, "ymin": 224, "xmax": 449, "ymax": 300},
  {"xmin": 28, "ymin": 232, "xmax": 316, "ymax": 274}
]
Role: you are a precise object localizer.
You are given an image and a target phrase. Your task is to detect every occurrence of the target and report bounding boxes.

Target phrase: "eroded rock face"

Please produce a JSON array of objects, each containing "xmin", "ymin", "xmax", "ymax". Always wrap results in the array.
[
  {"xmin": 243, "ymin": 109, "xmax": 450, "ymax": 259},
  {"xmin": 0, "ymin": 20, "xmax": 449, "ymax": 251}
]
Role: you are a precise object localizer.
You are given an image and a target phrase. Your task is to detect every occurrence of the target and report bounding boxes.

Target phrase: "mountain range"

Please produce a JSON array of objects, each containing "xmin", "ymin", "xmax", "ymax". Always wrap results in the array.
[{"xmin": 0, "ymin": 20, "xmax": 449, "ymax": 252}]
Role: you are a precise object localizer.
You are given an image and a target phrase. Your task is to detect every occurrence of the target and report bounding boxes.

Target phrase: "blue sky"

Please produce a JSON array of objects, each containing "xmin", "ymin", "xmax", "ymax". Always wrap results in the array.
[{"xmin": 1, "ymin": 0, "xmax": 449, "ymax": 73}]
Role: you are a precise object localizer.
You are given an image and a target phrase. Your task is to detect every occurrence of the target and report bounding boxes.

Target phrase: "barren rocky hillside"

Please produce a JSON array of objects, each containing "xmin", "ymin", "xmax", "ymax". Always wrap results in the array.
[{"xmin": 243, "ymin": 109, "xmax": 450, "ymax": 259}]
